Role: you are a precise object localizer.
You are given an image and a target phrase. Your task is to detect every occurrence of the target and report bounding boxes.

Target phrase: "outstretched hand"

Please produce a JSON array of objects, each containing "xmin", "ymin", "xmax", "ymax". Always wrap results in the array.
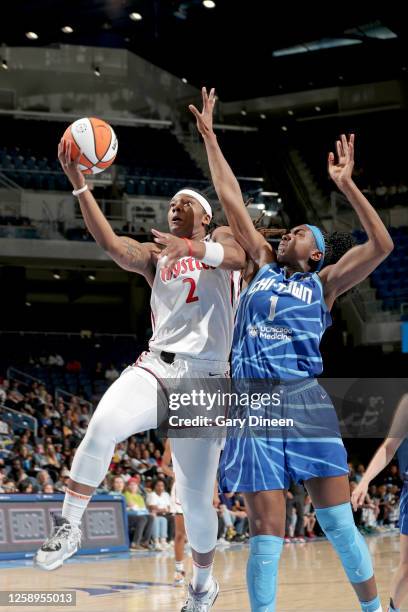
[
  {"xmin": 328, "ymin": 133, "xmax": 355, "ymax": 190},
  {"xmin": 189, "ymin": 87, "xmax": 216, "ymax": 139},
  {"xmin": 151, "ymin": 229, "xmax": 189, "ymax": 269}
]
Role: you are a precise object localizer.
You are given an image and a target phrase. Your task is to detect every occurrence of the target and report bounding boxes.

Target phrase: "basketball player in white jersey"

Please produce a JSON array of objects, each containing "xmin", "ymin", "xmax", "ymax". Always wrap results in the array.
[
  {"xmin": 161, "ymin": 439, "xmax": 187, "ymax": 586},
  {"xmin": 34, "ymin": 139, "xmax": 246, "ymax": 611}
]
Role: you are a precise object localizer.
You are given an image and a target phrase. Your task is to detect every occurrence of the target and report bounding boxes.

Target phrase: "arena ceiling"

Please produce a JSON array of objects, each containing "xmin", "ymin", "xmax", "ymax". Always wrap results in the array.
[{"xmin": 2, "ymin": 1, "xmax": 407, "ymax": 101}]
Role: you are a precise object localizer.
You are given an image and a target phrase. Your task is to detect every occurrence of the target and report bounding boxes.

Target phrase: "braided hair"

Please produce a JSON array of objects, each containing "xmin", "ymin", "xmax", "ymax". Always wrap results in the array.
[{"xmin": 309, "ymin": 230, "xmax": 356, "ymax": 271}]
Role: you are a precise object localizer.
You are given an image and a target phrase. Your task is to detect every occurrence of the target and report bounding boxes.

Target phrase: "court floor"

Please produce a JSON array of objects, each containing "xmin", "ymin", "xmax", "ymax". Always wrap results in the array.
[{"xmin": 0, "ymin": 532, "xmax": 404, "ymax": 611}]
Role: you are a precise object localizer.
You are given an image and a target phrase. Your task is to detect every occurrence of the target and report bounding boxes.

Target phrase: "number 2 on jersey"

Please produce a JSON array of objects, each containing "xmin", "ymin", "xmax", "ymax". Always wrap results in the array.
[{"xmin": 183, "ymin": 277, "xmax": 199, "ymax": 303}]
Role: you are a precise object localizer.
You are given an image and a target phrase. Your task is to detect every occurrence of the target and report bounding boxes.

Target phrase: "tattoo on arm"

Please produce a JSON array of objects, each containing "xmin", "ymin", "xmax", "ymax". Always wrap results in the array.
[{"xmin": 124, "ymin": 238, "xmax": 142, "ymax": 264}]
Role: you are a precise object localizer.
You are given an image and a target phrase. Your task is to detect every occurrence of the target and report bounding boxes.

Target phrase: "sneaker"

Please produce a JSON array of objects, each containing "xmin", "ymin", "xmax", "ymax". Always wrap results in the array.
[
  {"xmin": 181, "ymin": 578, "xmax": 219, "ymax": 611},
  {"xmin": 294, "ymin": 537, "xmax": 306, "ymax": 543},
  {"xmin": 225, "ymin": 526, "xmax": 236, "ymax": 541},
  {"xmin": 284, "ymin": 536, "xmax": 292, "ymax": 544},
  {"xmin": 153, "ymin": 541, "xmax": 163, "ymax": 551},
  {"xmin": 34, "ymin": 516, "xmax": 81, "ymax": 571},
  {"xmin": 173, "ymin": 570, "xmax": 186, "ymax": 587}
]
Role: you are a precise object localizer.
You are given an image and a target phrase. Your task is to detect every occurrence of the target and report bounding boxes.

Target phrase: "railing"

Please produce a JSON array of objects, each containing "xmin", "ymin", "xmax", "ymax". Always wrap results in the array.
[
  {"xmin": 6, "ymin": 366, "xmax": 46, "ymax": 389},
  {"xmin": 55, "ymin": 387, "xmax": 94, "ymax": 416},
  {"xmin": 0, "ymin": 404, "xmax": 38, "ymax": 437}
]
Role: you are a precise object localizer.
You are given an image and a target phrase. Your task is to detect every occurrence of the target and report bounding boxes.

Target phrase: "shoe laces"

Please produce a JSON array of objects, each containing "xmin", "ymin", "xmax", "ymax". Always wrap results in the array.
[{"xmin": 42, "ymin": 520, "xmax": 81, "ymax": 551}]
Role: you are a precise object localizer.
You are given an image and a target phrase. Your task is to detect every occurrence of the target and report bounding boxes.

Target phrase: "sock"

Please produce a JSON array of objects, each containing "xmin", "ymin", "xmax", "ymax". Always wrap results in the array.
[
  {"xmin": 360, "ymin": 595, "xmax": 382, "ymax": 612},
  {"xmin": 192, "ymin": 561, "xmax": 213, "ymax": 593},
  {"xmin": 62, "ymin": 488, "xmax": 92, "ymax": 527},
  {"xmin": 246, "ymin": 535, "xmax": 284, "ymax": 612},
  {"xmin": 175, "ymin": 561, "xmax": 184, "ymax": 573},
  {"xmin": 389, "ymin": 598, "xmax": 400, "ymax": 612}
]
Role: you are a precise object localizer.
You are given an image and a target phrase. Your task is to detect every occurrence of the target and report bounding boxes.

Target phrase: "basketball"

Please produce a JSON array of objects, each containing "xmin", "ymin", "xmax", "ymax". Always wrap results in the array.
[{"xmin": 62, "ymin": 117, "xmax": 118, "ymax": 175}]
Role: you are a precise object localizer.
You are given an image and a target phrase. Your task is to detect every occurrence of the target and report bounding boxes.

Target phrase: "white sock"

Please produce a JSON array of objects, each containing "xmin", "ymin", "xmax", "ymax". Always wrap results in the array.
[
  {"xmin": 192, "ymin": 561, "xmax": 213, "ymax": 593},
  {"xmin": 175, "ymin": 561, "xmax": 184, "ymax": 573},
  {"xmin": 62, "ymin": 488, "xmax": 92, "ymax": 527}
]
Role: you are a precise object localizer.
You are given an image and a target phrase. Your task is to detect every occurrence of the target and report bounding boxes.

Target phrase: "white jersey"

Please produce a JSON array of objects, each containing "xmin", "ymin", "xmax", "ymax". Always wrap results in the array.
[{"xmin": 149, "ymin": 235, "xmax": 241, "ymax": 362}]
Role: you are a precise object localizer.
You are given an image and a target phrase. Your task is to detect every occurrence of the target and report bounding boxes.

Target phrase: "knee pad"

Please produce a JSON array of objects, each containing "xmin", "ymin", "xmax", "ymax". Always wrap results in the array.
[
  {"xmin": 315, "ymin": 502, "xmax": 373, "ymax": 583},
  {"xmin": 176, "ymin": 485, "xmax": 218, "ymax": 553},
  {"xmin": 247, "ymin": 535, "xmax": 283, "ymax": 611},
  {"xmin": 69, "ymin": 420, "xmax": 116, "ymax": 488}
]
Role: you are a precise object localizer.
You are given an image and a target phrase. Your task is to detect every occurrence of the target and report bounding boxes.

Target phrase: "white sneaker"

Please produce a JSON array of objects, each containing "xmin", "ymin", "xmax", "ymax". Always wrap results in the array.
[
  {"xmin": 34, "ymin": 516, "xmax": 82, "ymax": 571},
  {"xmin": 181, "ymin": 578, "xmax": 219, "ymax": 611}
]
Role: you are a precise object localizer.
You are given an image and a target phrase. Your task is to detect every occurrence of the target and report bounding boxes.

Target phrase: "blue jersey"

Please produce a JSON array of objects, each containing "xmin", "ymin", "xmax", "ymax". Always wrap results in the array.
[
  {"xmin": 232, "ymin": 262, "xmax": 332, "ymax": 380},
  {"xmin": 397, "ymin": 439, "xmax": 408, "ymax": 478}
]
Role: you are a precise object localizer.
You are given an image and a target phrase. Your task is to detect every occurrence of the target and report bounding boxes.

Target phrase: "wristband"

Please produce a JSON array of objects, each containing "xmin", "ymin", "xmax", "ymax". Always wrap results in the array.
[
  {"xmin": 72, "ymin": 184, "xmax": 88, "ymax": 196},
  {"xmin": 182, "ymin": 237, "xmax": 193, "ymax": 257},
  {"xmin": 202, "ymin": 241, "xmax": 224, "ymax": 267}
]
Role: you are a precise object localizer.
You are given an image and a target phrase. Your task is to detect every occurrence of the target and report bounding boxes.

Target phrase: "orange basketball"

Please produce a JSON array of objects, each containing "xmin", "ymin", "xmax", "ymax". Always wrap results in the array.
[{"xmin": 62, "ymin": 117, "xmax": 118, "ymax": 175}]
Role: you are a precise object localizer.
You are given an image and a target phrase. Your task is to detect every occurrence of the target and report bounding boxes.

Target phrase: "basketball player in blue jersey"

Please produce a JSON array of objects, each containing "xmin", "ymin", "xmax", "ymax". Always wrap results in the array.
[
  {"xmin": 352, "ymin": 393, "xmax": 408, "ymax": 612},
  {"xmin": 189, "ymin": 87, "xmax": 394, "ymax": 612}
]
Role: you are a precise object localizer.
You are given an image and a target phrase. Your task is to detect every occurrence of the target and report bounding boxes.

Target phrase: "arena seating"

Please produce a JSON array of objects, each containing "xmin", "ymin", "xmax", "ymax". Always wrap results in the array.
[
  {"xmin": 354, "ymin": 226, "xmax": 408, "ymax": 311},
  {"xmin": 0, "ymin": 118, "xmax": 205, "ymax": 196}
]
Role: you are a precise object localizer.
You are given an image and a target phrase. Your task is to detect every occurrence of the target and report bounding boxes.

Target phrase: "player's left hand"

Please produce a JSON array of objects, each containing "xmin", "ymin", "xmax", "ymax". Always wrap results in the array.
[
  {"xmin": 351, "ymin": 479, "xmax": 368, "ymax": 511},
  {"xmin": 328, "ymin": 133, "xmax": 355, "ymax": 190},
  {"xmin": 151, "ymin": 229, "xmax": 189, "ymax": 269},
  {"xmin": 189, "ymin": 87, "xmax": 216, "ymax": 139}
]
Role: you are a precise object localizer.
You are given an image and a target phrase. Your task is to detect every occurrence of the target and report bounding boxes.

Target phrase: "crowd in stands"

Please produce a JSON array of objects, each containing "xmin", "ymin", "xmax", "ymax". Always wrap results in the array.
[{"xmin": 0, "ymin": 366, "xmax": 404, "ymax": 553}]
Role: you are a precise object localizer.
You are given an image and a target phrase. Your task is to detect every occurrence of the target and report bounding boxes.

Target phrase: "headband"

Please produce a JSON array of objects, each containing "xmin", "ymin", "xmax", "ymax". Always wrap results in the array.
[
  {"xmin": 305, "ymin": 224, "xmax": 326, "ymax": 271},
  {"xmin": 174, "ymin": 189, "xmax": 212, "ymax": 219}
]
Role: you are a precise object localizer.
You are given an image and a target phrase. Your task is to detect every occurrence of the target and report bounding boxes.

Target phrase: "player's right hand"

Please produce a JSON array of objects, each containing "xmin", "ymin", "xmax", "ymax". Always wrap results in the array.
[
  {"xmin": 58, "ymin": 138, "xmax": 86, "ymax": 191},
  {"xmin": 351, "ymin": 481, "xmax": 368, "ymax": 510}
]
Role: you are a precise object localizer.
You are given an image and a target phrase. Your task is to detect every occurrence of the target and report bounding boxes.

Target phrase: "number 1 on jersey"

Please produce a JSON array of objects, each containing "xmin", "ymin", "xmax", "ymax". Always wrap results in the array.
[
  {"xmin": 268, "ymin": 296, "xmax": 278, "ymax": 321},
  {"xmin": 183, "ymin": 277, "xmax": 199, "ymax": 303}
]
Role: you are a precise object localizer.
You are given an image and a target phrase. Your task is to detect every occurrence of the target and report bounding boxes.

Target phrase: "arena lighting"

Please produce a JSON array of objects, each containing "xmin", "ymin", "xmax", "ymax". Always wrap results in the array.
[
  {"xmin": 288, "ymin": 110, "xmax": 294, "ymax": 116},
  {"xmin": 93, "ymin": 65, "xmax": 101, "ymax": 77},
  {"xmin": 129, "ymin": 12, "xmax": 142, "ymax": 21},
  {"xmin": 61, "ymin": 26, "xmax": 73, "ymax": 34},
  {"xmin": 241, "ymin": 110, "xmax": 247, "ymax": 116},
  {"xmin": 203, "ymin": 0, "xmax": 216, "ymax": 8},
  {"xmin": 281, "ymin": 125, "xmax": 288, "ymax": 131},
  {"xmin": 260, "ymin": 114, "xmax": 266, "ymax": 119},
  {"xmin": 53, "ymin": 272, "xmax": 61, "ymax": 280},
  {"xmin": 1, "ymin": 59, "xmax": 7, "ymax": 70},
  {"xmin": 25, "ymin": 32, "xmax": 39, "ymax": 40},
  {"xmin": 88, "ymin": 274, "xmax": 96, "ymax": 281},
  {"xmin": 315, "ymin": 106, "xmax": 321, "ymax": 112},
  {"xmin": 25, "ymin": 301, "xmax": 31, "ymax": 307},
  {"xmin": 181, "ymin": 77, "xmax": 188, "ymax": 83}
]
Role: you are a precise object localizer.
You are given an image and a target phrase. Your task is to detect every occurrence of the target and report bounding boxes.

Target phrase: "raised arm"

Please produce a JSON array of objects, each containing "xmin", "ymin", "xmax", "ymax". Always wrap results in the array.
[
  {"xmin": 59, "ymin": 139, "xmax": 160, "ymax": 286},
  {"xmin": 189, "ymin": 88, "xmax": 274, "ymax": 268},
  {"xmin": 320, "ymin": 134, "xmax": 394, "ymax": 305},
  {"xmin": 351, "ymin": 393, "xmax": 408, "ymax": 510}
]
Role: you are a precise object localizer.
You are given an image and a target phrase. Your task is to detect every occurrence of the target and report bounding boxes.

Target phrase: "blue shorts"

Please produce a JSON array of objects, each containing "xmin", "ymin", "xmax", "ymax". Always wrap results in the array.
[
  {"xmin": 219, "ymin": 378, "xmax": 349, "ymax": 492},
  {"xmin": 399, "ymin": 483, "xmax": 408, "ymax": 535}
]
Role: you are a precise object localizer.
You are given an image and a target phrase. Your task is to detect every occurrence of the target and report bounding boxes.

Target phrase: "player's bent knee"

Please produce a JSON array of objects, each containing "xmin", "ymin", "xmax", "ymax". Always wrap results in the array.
[{"xmin": 315, "ymin": 502, "xmax": 373, "ymax": 583}]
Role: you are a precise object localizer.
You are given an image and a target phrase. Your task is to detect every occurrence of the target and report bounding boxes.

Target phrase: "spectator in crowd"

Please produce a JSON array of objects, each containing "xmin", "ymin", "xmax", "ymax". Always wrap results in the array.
[
  {"xmin": 147, "ymin": 480, "xmax": 172, "ymax": 551},
  {"xmin": 354, "ymin": 464, "xmax": 366, "ymax": 483},
  {"xmin": 303, "ymin": 494, "xmax": 316, "ymax": 538},
  {"xmin": 0, "ymin": 379, "xmax": 9, "ymax": 404},
  {"xmin": 104, "ymin": 363, "xmax": 119, "ymax": 383},
  {"xmin": 18, "ymin": 478, "xmax": 33, "ymax": 493},
  {"xmin": 36, "ymin": 469, "xmax": 53, "ymax": 490},
  {"xmin": 121, "ymin": 477, "xmax": 154, "ymax": 550},
  {"xmin": 285, "ymin": 483, "xmax": 306, "ymax": 543},
  {"xmin": 43, "ymin": 483, "xmax": 54, "ymax": 494}
]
